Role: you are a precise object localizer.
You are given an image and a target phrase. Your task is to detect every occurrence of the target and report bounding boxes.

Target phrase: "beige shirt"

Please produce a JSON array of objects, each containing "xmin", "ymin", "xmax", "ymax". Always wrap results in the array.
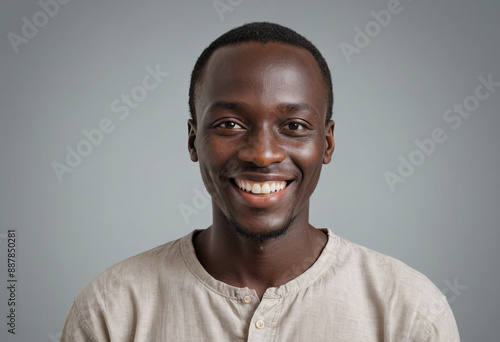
[{"xmin": 61, "ymin": 228, "xmax": 460, "ymax": 341}]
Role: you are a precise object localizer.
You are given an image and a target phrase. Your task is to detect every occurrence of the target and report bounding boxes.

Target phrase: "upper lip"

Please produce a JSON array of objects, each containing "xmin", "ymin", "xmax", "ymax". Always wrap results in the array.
[{"xmin": 227, "ymin": 173, "xmax": 293, "ymax": 183}]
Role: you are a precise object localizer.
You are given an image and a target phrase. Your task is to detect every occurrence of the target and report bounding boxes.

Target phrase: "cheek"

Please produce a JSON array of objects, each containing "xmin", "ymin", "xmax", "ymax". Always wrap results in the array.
[
  {"xmin": 290, "ymin": 138, "xmax": 325, "ymax": 183},
  {"xmin": 198, "ymin": 152, "xmax": 219, "ymax": 190},
  {"xmin": 197, "ymin": 138, "xmax": 232, "ymax": 194},
  {"xmin": 296, "ymin": 137, "xmax": 325, "ymax": 164}
]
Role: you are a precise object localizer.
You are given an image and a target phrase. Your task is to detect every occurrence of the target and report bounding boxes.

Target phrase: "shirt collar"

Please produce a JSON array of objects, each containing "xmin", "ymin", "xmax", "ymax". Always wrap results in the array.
[{"xmin": 181, "ymin": 228, "xmax": 340, "ymax": 299}]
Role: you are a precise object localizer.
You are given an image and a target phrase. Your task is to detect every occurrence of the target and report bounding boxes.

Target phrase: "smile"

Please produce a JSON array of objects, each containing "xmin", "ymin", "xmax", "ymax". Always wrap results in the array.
[{"xmin": 234, "ymin": 179, "xmax": 288, "ymax": 194}]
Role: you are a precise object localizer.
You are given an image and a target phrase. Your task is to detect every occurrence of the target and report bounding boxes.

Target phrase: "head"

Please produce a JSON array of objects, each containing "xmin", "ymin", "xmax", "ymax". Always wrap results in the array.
[
  {"xmin": 189, "ymin": 22, "xmax": 333, "ymax": 124},
  {"xmin": 187, "ymin": 22, "xmax": 335, "ymax": 241}
]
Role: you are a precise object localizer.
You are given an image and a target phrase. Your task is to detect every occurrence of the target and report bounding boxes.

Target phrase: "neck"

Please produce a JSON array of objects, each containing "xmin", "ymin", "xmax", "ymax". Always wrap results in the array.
[{"xmin": 193, "ymin": 206, "xmax": 328, "ymax": 298}]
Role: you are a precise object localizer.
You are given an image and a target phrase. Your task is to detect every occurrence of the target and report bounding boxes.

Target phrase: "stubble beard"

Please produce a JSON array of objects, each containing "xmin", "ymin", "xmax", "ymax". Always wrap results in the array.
[{"xmin": 227, "ymin": 213, "xmax": 296, "ymax": 243}]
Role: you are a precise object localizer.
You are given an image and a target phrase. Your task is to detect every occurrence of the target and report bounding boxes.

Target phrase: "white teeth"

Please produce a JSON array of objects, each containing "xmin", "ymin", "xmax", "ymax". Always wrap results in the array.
[
  {"xmin": 234, "ymin": 179, "xmax": 288, "ymax": 194},
  {"xmin": 261, "ymin": 183, "xmax": 270, "ymax": 194},
  {"xmin": 270, "ymin": 183, "xmax": 276, "ymax": 192},
  {"xmin": 252, "ymin": 183, "xmax": 261, "ymax": 194}
]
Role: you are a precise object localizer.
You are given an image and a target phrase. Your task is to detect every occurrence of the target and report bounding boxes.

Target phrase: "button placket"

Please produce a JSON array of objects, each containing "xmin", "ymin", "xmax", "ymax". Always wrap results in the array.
[{"xmin": 247, "ymin": 295, "xmax": 282, "ymax": 340}]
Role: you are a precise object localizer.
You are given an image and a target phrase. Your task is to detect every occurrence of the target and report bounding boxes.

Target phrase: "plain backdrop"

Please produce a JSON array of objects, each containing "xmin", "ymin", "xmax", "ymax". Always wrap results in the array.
[{"xmin": 1, "ymin": 0, "xmax": 499, "ymax": 340}]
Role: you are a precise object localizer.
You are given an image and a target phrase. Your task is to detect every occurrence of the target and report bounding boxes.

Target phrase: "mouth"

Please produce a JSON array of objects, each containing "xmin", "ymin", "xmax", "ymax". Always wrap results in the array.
[{"xmin": 232, "ymin": 178, "xmax": 292, "ymax": 195}]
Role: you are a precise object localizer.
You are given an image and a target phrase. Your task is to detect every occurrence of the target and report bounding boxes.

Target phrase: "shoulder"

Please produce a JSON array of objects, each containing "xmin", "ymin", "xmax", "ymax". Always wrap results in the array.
[
  {"xmin": 61, "ymin": 232, "xmax": 193, "ymax": 342},
  {"xmin": 326, "ymin": 230, "xmax": 460, "ymax": 341},
  {"xmin": 330, "ymin": 231, "xmax": 441, "ymax": 297},
  {"xmin": 83, "ymin": 234, "xmax": 185, "ymax": 293},
  {"xmin": 79, "ymin": 232, "xmax": 192, "ymax": 301}
]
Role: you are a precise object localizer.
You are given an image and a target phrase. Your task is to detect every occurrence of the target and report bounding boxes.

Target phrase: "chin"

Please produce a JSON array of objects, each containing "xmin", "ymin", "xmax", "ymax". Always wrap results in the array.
[{"xmin": 228, "ymin": 216, "xmax": 296, "ymax": 242}]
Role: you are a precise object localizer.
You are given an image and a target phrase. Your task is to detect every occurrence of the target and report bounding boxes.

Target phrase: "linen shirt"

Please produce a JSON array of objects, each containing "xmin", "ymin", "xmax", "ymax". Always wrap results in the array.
[{"xmin": 61, "ymin": 228, "xmax": 460, "ymax": 341}]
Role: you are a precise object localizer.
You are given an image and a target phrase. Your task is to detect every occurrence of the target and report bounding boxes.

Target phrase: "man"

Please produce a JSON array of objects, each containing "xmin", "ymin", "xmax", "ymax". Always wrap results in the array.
[{"xmin": 62, "ymin": 22, "xmax": 460, "ymax": 341}]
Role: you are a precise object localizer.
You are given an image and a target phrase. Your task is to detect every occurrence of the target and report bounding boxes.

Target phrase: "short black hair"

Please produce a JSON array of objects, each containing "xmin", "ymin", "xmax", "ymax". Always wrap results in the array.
[{"xmin": 188, "ymin": 22, "xmax": 333, "ymax": 123}]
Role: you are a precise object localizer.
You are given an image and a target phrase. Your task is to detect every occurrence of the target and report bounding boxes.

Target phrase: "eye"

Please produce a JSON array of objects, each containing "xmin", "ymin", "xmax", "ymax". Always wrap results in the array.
[
  {"xmin": 217, "ymin": 121, "xmax": 243, "ymax": 129},
  {"xmin": 287, "ymin": 122, "xmax": 304, "ymax": 130},
  {"xmin": 215, "ymin": 120, "xmax": 243, "ymax": 130},
  {"xmin": 281, "ymin": 120, "xmax": 312, "ymax": 136}
]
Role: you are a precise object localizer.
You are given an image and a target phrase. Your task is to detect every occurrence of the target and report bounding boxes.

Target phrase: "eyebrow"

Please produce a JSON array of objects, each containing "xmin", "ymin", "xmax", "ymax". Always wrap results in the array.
[
  {"xmin": 277, "ymin": 102, "xmax": 318, "ymax": 115},
  {"xmin": 206, "ymin": 101, "xmax": 318, "ymax": 115},
  {"xmin": 205, "ymin": 101, "xmax": 246, "ymax": 114}
]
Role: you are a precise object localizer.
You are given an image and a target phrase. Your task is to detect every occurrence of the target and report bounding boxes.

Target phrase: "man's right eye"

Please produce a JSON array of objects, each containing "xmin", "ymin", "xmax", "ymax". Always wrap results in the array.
[{"xmin": 217, "ymin": 121, "xmax": 242, "ymax": 129}]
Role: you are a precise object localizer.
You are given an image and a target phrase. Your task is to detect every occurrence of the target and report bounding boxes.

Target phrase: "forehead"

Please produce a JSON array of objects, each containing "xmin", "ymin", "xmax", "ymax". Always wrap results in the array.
[
  {"xmin": 196, "ymin": 42, "xmax": 327, "ymax": 119},
  {"xmin": 206, "ymin": 41, "xmax": 321, "ymax": 74}
]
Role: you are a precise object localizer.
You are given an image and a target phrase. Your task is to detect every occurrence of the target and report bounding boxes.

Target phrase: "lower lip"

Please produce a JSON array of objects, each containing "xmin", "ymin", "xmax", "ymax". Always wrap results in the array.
[{"xmin": 230, "ymin": 181, "xmax": 291, "ymax": 208}]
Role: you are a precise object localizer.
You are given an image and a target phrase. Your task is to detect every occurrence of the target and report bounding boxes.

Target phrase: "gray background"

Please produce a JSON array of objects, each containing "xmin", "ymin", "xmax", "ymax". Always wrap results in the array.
[{"xmin": 1, "ymin": 0, "xmax": 498, "ymax": 340}]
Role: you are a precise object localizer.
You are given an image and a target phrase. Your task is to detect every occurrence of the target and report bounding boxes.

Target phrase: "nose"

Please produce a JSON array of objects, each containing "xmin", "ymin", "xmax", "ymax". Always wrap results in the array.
[{"xmin": 237, "ymin": 125, "xmax": 286, "ymax": 167}]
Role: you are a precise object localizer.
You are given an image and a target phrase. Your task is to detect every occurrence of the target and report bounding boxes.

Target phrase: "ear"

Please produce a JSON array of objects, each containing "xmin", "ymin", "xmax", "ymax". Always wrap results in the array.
[
  {"xmin": 323, "ymin": 120, "xmax": 335, "ymax": 164},
  {"xmin": 188, "ymin": 119, "xmax": 198, "ymax": 162}
]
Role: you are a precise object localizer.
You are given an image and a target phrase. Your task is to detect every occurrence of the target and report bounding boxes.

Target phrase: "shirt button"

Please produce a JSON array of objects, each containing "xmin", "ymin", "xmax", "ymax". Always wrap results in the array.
[
  {"xmin": 243, "ymin": 295, "xmax": 252, "ymax": 303},
  {"xmin": 255, "ymin": 319, "xmax": 265, "ymax": 329}
]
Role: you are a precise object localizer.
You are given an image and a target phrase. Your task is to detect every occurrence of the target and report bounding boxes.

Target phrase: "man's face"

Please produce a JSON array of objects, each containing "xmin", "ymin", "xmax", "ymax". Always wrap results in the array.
[{"xmin": 188, "ymin": 42, "xmax": 334, "ymax": 240}]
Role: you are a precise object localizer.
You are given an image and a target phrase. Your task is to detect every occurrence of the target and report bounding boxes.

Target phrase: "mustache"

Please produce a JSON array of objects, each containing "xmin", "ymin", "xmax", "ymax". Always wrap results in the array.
[{"xmin": 221, "ymin": 162, "xmax": 285, "ymax": 177}]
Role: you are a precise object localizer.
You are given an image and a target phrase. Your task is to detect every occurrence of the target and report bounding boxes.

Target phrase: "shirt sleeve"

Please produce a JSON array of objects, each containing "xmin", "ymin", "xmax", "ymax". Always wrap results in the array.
[
  {"xmin": 60, "ymin": 300, "xmax": 101, "ymax": 342},
  {"xmin": 61, "ymin": 271, "xmax": 112, "ymax": 342},
  {"xmin": 417, "ymin": 295, "xmax": 460, "ymax": 342}
]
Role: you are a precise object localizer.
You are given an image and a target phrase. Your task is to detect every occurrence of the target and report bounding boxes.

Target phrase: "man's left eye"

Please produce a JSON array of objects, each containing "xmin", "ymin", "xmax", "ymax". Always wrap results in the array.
[{"xmin": 287, "ymin": 122, "xmax": 304, "ymax": 130}]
